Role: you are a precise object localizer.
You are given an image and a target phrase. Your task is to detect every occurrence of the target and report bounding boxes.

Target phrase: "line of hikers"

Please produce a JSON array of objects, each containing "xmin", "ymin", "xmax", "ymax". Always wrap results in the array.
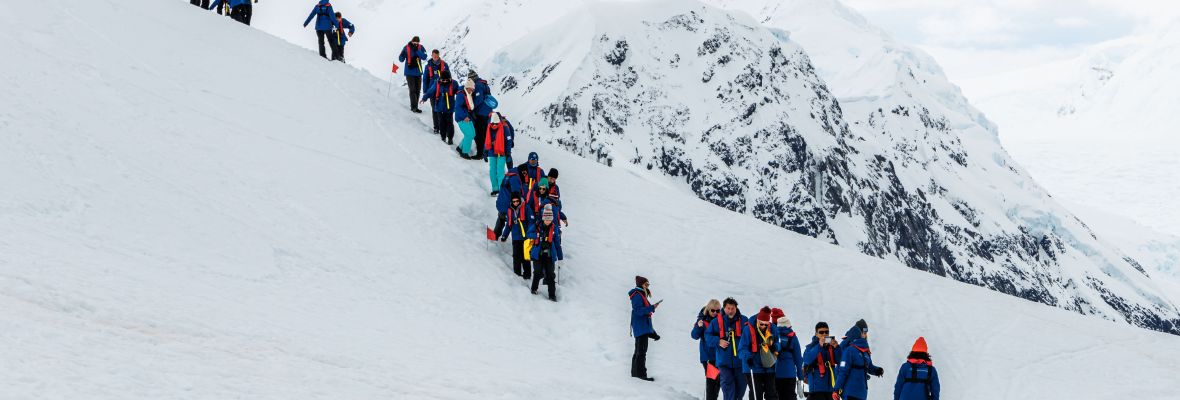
[
  {"xmin": 630, "ymin": 280, "xmax": 941, "ymax": 400},
  {"xmin": 189, "ymin": 0, "xmax": 257, "ymax": 26},
  {"xmin": 395, "ymin": 35, "xmax": 572, "ymax": 302}
]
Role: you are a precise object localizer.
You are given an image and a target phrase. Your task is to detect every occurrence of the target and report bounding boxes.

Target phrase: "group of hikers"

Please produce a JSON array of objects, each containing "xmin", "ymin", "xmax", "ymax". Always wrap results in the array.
[
  {"xmin": 630, "ymin": 278, "xmax": 941, "ymax": 400},
  {"xmin": 189, "ymin": 0, "xmax": 357, "ymax": 63},
  {"xmin": 394, "ymin": 34, "xmax": 571, "ymax": 302},
  {"xmin": 188, "ymin": 0, "xmax": 257, "ymax": 26}
]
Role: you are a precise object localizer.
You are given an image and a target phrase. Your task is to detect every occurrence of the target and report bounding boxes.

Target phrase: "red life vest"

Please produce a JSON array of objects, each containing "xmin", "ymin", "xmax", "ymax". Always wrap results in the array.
[
  {"xmin": 628, "ymin": 289, "xmax": 652, "ymax": 317},
  {"xmin": 404, "ymin": 44, "xmax": 421, "ymax": 68},
  {"xmin": 433, "ymin": 81, "xmax": 454, "ymax": 109},
  {"xmin": 715, "ymin": 315, "xmax": 758, "ymax": 353}
]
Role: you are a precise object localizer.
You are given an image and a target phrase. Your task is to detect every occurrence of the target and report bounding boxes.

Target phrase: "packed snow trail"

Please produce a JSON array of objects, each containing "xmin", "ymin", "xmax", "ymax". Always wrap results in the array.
[{"xmin": 3, "ymin": 0, "xmax": 1180, "ymax": 399}]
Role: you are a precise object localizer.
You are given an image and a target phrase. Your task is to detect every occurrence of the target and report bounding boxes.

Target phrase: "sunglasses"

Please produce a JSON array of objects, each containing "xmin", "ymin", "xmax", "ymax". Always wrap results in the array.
[
  {"xmin": 817, "ymin": 330, "xmax": 830, "ymax": 334},
  {"xmin": 708, "ymin": 309, "xmax": 720, "ymax": 313}
]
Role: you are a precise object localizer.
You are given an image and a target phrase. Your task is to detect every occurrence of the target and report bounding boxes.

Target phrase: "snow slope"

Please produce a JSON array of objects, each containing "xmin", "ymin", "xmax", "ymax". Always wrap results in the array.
[
  {"xmin": 5, "ymin": 1, "xmax": 1180, "ymax": 399},
  {"xmin": 959, "ymin": 30, "xmax": 1180, "ymax": 238}
]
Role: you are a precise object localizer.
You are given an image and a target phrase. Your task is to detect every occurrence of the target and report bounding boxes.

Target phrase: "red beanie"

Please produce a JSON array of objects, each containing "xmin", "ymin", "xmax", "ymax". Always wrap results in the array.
[
  {"xmin": 911, "ymin": 337, "xmax": 928, "ymax": 353},
  {"xmin": 756, "ymin": 306, "xmax": 773, "ymax": 323},
  {"xmin": 770, "ymin": 308, "xmax": 785, "ymax": 323}
]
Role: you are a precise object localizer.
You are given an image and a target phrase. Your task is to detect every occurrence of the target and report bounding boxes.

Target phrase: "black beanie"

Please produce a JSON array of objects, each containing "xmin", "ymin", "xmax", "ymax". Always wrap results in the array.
[
  {"xmin": 855, "ymin": 319, "xmax": 868, "ymax": 330},
  {"xmin": 548, "ymin": 168, "xmax": 559, "ymax": 179},
  {"xmin": 510, "ymin": 191, "xmax": 521, "ymax": 200},
  {"xmin": 412, "ymin": 36, "xmax": 420, "ymax": 43},
  {"xmin": 815, "ymin": 321, "xmax": 829, "ymax": 331}
]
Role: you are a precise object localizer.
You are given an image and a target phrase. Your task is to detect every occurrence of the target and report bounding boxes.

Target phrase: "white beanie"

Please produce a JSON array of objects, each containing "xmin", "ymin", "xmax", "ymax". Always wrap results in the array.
[
  {"xmin": 464, "ymin": 78, "xmax": 475, "ymax": 90},
  {"xmin": 777, "ymin": 317, "xmax": 792, "ymax": 328},
  {"xmin": 490, "ymin": 112, "xmax": 502, "ymax": 124}
]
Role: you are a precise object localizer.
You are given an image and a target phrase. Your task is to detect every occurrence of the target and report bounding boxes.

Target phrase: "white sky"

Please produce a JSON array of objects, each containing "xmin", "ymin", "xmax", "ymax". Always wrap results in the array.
[{"xmin": 840, "ymin": 0, "xmax": 1180, "ymax": 81}]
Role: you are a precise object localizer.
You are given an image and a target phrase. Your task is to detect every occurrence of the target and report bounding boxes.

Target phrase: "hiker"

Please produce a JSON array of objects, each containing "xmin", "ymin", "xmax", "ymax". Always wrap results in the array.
[
  {"xmin": 706, "ymin": 297, "xmax": 750, "ymax": 400},
  {"xmin": 833, "ymin": 323, "xmax": 884, "ymax": 400},
  {"xmin": 493, "ymin": 169, "xmax": 524, "ymax": 239},
  {"xmin": 208, "ymin": 0, "xmax": 250, "ymax": 25},
  {"xmin": 546, "ymin": 168, "xmax": 561, "ymax": 202},
  {"xmin": 330, "ymin": 12, "xmax": 355, "ymax": 62},
  {"xmin": 420, "ymin": 70, "xmax": 458, "ymax": 144},
  {"xmin": 468, "ymin": 70, "xmax": 494, "ymax": 160},
  {"xmin": 801, "ymin": 322, "xmax": 838, "ymax": 400},
  {"xmin": 740, "ymin": 307, "xmax": 779, "ymax": 400},
  {"xmin": 892, "ymin": 337, "xmax": 939, "ymax": 400},
  {"xmin": 455, "ymin": 78, "xmax": 478, "ymax": 159},
  {"xmin": 516, "ymin": 152, "xmax": 545, "ymax": 191},
  {"xmin": 691, "ymin": 299, "xmax": 722, "ymax": 400},
  {"xmin": 527, "ymin": 203, "xmax": 562, "ymax": 301},
  {"xmin": 629, "ymin": 276, "xmax": 661, "ymax": 381},
  {"xmin": 302, "ymin": 0, "xmax": 338, "ymax": 60},
  {"xmin": 423, "ymin": 51, "xmax": 450, "ymax": 135},
  {"xmin": 485, "ymin": 112, "xmax": 515, "ymax": 195},
  {"xmin": 497, "ymin": 192, "xmax": 532, "ymax": 280},
  {"xmin": 397, "ymin": 37, "xmax": 428, "ymax": 113},
  {"xmin": 773, "ymin": 308, "xmax": 804, "ymax": 400}
]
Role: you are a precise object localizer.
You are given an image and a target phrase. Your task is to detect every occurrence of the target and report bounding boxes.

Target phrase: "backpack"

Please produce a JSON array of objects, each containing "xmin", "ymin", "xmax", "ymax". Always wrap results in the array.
[{"xmin": 903, "ymin": 362, "xmax": 933, "ymax": 399}]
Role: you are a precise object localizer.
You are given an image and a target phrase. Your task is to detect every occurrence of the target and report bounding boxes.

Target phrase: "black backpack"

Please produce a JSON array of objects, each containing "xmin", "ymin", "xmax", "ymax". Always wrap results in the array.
[{"xmin": 902, "ymin": 363, "xmax": 933, "ymax": 399}]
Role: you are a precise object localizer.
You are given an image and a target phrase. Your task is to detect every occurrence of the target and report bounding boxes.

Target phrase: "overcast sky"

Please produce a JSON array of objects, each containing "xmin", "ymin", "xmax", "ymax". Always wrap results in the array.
[{"xmin": 840, "ymin": 0, "xmax": 1180, "ymax": 81}]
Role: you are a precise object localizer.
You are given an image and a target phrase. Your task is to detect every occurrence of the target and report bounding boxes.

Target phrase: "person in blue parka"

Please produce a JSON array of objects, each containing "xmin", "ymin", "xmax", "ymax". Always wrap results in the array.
[
  {"xmin": 802, "ymin": 322, "xmax": 840, "ymax": 400},
  {"xmin": 330, "ymin": 13, "xmax": 355, "ymax": 62},
  {"xmin": 497, "ymin": 192, "xmax": 532, "ymax": 280},
  {"xmin": 741, "ymin": 307, "xmax": 780, "ymax": 400},
  {"xmin": 208, "ymin": 0, "xmax": 251, "ymax": 25},
  {"xmin": 893, "ymin": 337, "xmax": 939, "ymax": 400},
  {"xmin": 773, "ymin": 308, "xmax": 805, "ymax": 399},
  {"xmin": 834, "ymin": 322, "xmax": 885, "ymax": 400},
  {"xmin": 485, "ymin": 112, "xmax": 515, "ymax": 195},
  {"xmin": 302, "ymin": 0, "xmax": 338, "ymax": 60},
  {"xmin": 420, "ymin": 70, "xmax": 459, "ymax": 145},
  {"xmin": 527, "ymin": 203, "xmax": 562, "ymax": 301},
  {"xmin": 455, "ymin": 78, "xmax": 478, "ymax": 159},
  {"xmin": 629, "ymin": 276, "xmax": 661, "ymax": 381},
  {"xmin": 706, "ymin": 298, "xmax": 751, "ymax": 400},
  {"xmin": 422, "ymin": 50, "xmax": 450, "ymax": 134},
  {"xmin": 398, "ymin": 37, "xmax": 428, "ymax": 113},
  {"xmin": 468, "ymin": 70, "xmax": 494, "ymax": 160},
  {"xmin": 691, "ymin": 299, "xmax": 722, "ymax": 400}
]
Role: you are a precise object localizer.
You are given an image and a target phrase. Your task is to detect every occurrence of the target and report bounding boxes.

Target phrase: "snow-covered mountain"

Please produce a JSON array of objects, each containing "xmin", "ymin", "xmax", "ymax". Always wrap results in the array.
[
  {"xmin": 7, "ymin": 1, "xmax": 1180, "ymax": 398},
  {"xmin": 410, "ymin": 0, "xmax": 1180, "ymax": 334}
]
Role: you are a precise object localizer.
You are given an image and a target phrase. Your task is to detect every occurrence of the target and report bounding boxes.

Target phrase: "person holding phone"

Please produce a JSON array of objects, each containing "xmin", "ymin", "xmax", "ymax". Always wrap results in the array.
[
  {"xmin": 629, "ymin": 276, "xmax": 661, "ymax": 381},
  {"xmin": 802, "ymin": 322, "xmax": 840, "ymax": 400}
]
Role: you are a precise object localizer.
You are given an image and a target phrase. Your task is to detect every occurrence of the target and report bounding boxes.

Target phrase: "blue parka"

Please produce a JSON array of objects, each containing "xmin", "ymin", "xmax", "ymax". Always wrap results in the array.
[
  {"xmin": 690, "ymin": 308, "xmax": 715, "ymax": 363},
  {"xmin": 526, "ymin": 217, "xmax": 563, "ymax": 261},
  {"xmin": 496, "ymin": 170, "xmax": 524, "ymax": 213},
  {"xmin": 484, "ymin": 118, "xmax": 515, "ymax": 158},
  {"xmin": 628, "ymin": 287, "xmax": 656, "ymax": 337},
  {"xmin": 775, "ymin": 325, "xmax": 804, "ymax": 379},
  {"xmin": 834, "ymin": 327, "xmax": 881, "ymax": 400},
  {"xmin": 421, "ymin": 80, "xmax": 460, "ymax": 113},
  {"xmin": 472, "ymin": 78, "xmax": 494, "ymax": 116},
  {"xmin": 704, "ymin": 311, "xmax": 750, "ymax": 369},
  {"xmin": 302, "ymin": 0, "xmax": 336, "ymax": 31},
  {"xmin": 498, "ymin": 202, "xmax": 531, "ymax": 241},
  {"xmin": 423, "ymin": 58, "xmax": 450, "ymax": 92},
  {"xmin": 802, "ymin": 336, "xmax": 839, "ymax": 393},
  {"xmin": 334, "ymin": 18, "xmax": 355, "ymax": 45},
  {"xmin": 893, "ymin": 360, "xmax": 939, "ymax": 400},
  {"xmin": 739, "ymin": 323, "xmax": 779, "ymax": 374},
  {"xmin": 455, "ymin": 90, "xmax": 477, "ymax": 122},
  {"xmin": 397, "ymin": 43, "xmax": 428, "ymax": 77}
]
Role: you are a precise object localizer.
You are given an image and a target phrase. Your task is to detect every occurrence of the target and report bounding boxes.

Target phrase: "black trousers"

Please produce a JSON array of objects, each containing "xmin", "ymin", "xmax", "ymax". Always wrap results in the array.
[
  {"xmin": 438, "ymin": 111, "xmax": 454, "ymax": 142},
  {"xmin": 511, "ymin": 239, "xmax": 531, "ymax": 279},
  {"xmin": 530, "ymin": 254, "xmax": 555, "ymax": 300},
  {"xmin": 406, "ymin": 76, "xmax": 422, "ymax": 112},
  {"xmin": 806, "ymin": 392, "xmax": 832, "ymax": 400},
  {"xmin": 702, "ymin": 362, "xmax": 721, "ymax": 400},
  {"xmin": 429, "ymin": 100, "xmax": 440, "ymax": 132},
  {"xmin": 775, "ymin": 378, "xmax": 796, "ymax": 400},
  {"xmin": 190, "ymin": 0, "xmax": 209, "ymax": 8},
  {"xmin": 751, "ymin": 372, "xmax": 778, "ymax": 400},
  {"xmin": 494, "ymin": 212, "xmax": 507, "ymax": 238},
  {"xmin": 229, "ymin": 4, "xmax": 250, "ymax": 25},
  {"xmin": 472, "ymin": 113, "xmax": 489, "ymax": 159},
  {"xmin": 316, "ymin": 30, "xmax": 340, "ymax": 60},
  {"xmin": 632, "ymin": 334, "xmax": 650, "ymax": 378},
  {"xmin": 329, "ymin": 32, "xmax": 344, "ymax": 61}
]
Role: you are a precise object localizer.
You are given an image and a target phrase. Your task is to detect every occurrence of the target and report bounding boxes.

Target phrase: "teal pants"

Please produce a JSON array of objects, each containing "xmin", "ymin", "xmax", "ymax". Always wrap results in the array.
[
  {"xmin": 458, "ymin": 120, "xmax": 476, "ymax": 157},
  {"xmin": 489, "ymin": 156, "xmax": 505, "ymax": 191}
]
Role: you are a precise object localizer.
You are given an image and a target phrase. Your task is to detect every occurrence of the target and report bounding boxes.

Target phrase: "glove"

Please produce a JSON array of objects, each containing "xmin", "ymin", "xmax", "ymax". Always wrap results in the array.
[
  {"xmin": 796, "ymin": 381, "xmax": 804, "ymax": 399},
  {"xmin": 871, "ymin": 366, "xmax": 885, "ymax": 377},
  {"xmin": 650, "ymin": 333, "xmax": 661, "ymax": 341},
  {"xmin": 499, "ymin": 236, "xmax": 507, "ymax": 242}
]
